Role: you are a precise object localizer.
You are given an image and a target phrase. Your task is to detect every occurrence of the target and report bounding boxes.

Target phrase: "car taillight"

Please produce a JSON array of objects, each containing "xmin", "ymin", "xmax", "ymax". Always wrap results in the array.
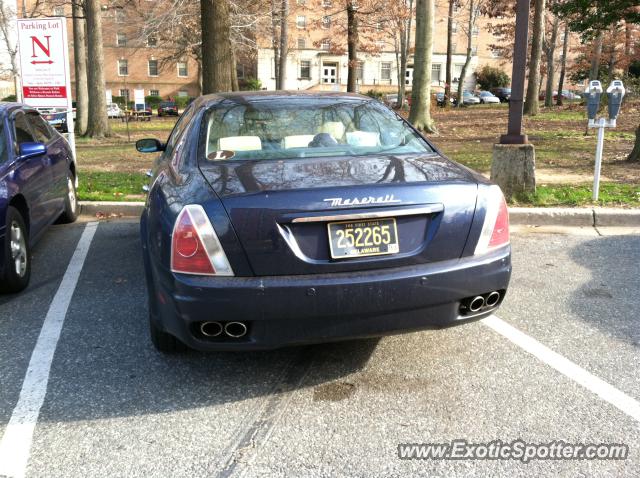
[
  {"xmin": 171, "ymin": 205, "xmax": 234, "ymax": 276},
  {"xmin": 474, "ymin": 186, "xmax": 510, "ymax": 255}
]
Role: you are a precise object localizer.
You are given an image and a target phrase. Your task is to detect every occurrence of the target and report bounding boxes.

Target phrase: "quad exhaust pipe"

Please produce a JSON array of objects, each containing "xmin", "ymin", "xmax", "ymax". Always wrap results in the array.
[
  {"xmin": 468, "ymin": 296, "xmax": 485, "ymax": 312},
  {"xmin": 199, "ymin": 321, "xmax": 248, "ymax": 339}
]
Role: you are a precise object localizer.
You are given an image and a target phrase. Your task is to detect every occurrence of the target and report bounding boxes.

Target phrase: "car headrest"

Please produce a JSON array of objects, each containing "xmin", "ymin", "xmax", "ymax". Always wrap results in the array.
[
  {"xmin": 217, "ymin": 136, "xmax": 262, "ymax": 152},
  {"xmin": 281, "ymin": 134, "xmax": 315, "ymax": 149},
  {"xmin": 319, "ymin": 122, "xmax": 345, "ymax": 141}
]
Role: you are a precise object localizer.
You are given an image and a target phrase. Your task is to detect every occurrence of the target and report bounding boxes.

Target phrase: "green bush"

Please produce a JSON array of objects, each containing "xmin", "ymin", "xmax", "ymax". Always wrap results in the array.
[
  {"xmin": 174, "ymin": 96, "xmax": 192, "ymax": 109},
  {"xmin": 2, "ymin": 94, "xmax": 17, "ymax": 102},
  {"xmin": 475, "ymin": 65, "xmax": 510, "ymax": 91},
  {"xmin": 365, "ymin": 89, "xmax": 384, "ymax": 100},
  {"xmin": 241, "ymin": 77, "xmax": 262, "ymax": 91},
  {"xmin": 145, "ymin": 95, "xmax": 163, "ymax": 109}
]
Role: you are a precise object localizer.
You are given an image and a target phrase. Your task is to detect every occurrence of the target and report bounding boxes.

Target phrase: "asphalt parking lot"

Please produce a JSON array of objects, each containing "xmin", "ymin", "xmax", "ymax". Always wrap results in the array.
[{"xmin": 0, "ymin": 218, "xmax": 639, "ymax": 477}]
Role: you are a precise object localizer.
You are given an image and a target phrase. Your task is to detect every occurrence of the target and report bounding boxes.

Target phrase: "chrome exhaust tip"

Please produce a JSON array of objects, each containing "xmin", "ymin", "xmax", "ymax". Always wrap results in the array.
[
  {"xmin": 485, "ymin": 291, "xmax": 501, "ymax": 307},
  {"xmin": 200, "ymin": 321, "xmax": 223, "ymax": 337},
  {"xmin": 468, "ymin": 296, "xmax": 485, "ymax": 313},
  {"xmin": 225, "ymin": 321, "xmax": 248, "ymax": 338}
]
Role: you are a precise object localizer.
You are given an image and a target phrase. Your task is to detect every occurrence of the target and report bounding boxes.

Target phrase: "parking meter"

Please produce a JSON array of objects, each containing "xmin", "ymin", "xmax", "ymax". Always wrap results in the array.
[
  {"xmin": 584, "ymin": 80, "xmax": 603, "ymax": 124},
  {"xmin": 606, "ymin": 80, "xmax": 625, "ymax": 126}
]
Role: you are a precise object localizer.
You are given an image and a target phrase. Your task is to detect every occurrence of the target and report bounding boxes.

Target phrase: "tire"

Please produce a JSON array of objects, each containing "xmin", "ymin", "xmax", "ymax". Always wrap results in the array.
[
  {"xmin": 1, "ymin": 206, "xmax": 31, "ymax": 293},
  {"xmin": 149, "ymin": 315, "xmax": 187, "ymax": 353},
  {"xmin": 59, "ymin": 171, "xmax": 78, "ymax": 224}
]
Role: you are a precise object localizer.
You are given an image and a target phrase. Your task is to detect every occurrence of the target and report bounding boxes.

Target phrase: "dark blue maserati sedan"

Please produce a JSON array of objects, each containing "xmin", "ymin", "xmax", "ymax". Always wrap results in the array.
[
  {"xmin": 138, "ymin": 92, "xmax": 510, "ymax": 353},
  {"xmin": 0, "ymin": 103, "xmax": 78, "ymax": 293}
]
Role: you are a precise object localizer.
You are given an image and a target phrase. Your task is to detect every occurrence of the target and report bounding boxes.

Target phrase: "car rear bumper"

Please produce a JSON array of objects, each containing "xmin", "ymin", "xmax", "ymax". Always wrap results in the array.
[{"xmin": 147, "ymin": 246, "xmax": 511, "ymax": 351}]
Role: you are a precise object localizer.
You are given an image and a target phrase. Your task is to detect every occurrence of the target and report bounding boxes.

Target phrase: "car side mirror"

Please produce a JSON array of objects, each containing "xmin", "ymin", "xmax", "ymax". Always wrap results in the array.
[
  {"xmin": 18, "ymin": 142, "xmax": 46, "ymax": 160},
  {"xmin": 136, "ymin": 138, "xmax": 165, "ymax": 153}
]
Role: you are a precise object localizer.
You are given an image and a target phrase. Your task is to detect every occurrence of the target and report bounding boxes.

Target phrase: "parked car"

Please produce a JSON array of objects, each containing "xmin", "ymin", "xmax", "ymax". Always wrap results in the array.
[
  {"xmin": 107, "ymin": 103, "xmax": 123, "ymax": 118},
  {"xmin": 382, "ymin": 94, "xmax": 410, "ymax": 109},
  {"xmin": 135, "ymin": 104, "xmax": 152, "ymax": 117},
  {"xmin": 435, "ymin": 92, "xmax": 455, "ymax": 107},
  {"xmin": 37, "ymin": 107, "xmax": 68, "ymax": 133},
  {"xmin": 490, "ymin": 87, "xmax": 511, "ymax": 102},
  {"xmin": 478, "ymin": 91, "xmax": 501, "ymax": 104},
  {"xmin": 0, "ymin": 103, "xmax": 78, "ymax": 293},
  {"xmin": 158, "ymin": 101, "xmax": 179, "ymax": 117},
  {"xmin": 461, "ymin": 91, "xmax": 481, "ymax": 105},
  {"xmin": 137, "ymin": 92, "xmax": 511, "ymax": 353}
]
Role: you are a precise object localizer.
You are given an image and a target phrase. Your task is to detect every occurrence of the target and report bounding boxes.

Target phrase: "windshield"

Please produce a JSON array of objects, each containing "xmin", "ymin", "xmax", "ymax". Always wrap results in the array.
[{"xmin": 199, "ymin": 97, "xmax": 433, "ymax": 162}]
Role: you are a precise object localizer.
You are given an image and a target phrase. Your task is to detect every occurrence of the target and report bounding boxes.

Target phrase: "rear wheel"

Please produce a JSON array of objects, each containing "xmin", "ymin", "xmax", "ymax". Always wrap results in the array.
[
  {"xmin": 1, "ymin": 206, "xmax": 31, "ymax": 293},
  {"xmin": 59, "ymin": 172, "xmax": 78, "ymax": 224},
  {"xmin": 149, "ymin": 315, "xmax": 187, "ymax": 353}
]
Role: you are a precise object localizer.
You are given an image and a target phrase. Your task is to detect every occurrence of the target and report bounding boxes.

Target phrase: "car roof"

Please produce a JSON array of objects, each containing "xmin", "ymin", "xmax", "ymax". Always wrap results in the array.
[
  {"xmin": 194, "ymin": 90, "xmax": 371, "ymax": 109},
  {"xmin": 0, "ymin": 102, "xmax": 38, "ymax": 115}
]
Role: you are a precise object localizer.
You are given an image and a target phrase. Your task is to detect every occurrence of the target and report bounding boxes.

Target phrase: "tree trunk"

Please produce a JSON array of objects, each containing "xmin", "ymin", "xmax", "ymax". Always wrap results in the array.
[
  {"xmin": 201, "ymin": 0, "xmax": 234, "ymax": 94},
  {"xmin": 278, "ymin": 0, "xmax": 288, "ymax": 90},
  {"xmin": 544, "ymin": 15, "xmax": 558, "ymax": 108},
  {"xmin": 84, "ymin": 0, "xmax": 110, "ymax": 138},
  {"xmin": 589, "ymin": 30, "xmax": 603, "ymax": 81},
  {"xmin": 409, "ymin": 0, "xmax": 436, "ymax": 132},
  {"xmin": 72, "ymin": 1, "xmax": 88, "ymax": 135},
  {"xmin": 524, "ymin": 0, "xmax": 545, "ymax": 116},
  {"xmin": 271, "ymin": 0, "xmax": 280, "ymax": 87},
  {"xmin": 231, "ymin": 51, "xmax": 239, "ymax": 91},
  {"xmin": 556, "ymin": 22, "xmax": 569, "ymax": 106},
  {"xmin": 456, "ymin": 0, "xmax": 475, "ymax": 109},
  {"xmin": 346, "ymin": 3, "xmax": 359, "ymax": 93},
  {"xmin": 397, "ymin": 0, "xmax": 413, "ymax": 108},
  {"xmin": 627, "ymin": 125, "xmax": 640, "ymax": 162},
  {"xmin": 444, "ymin": 0, "xmax": 454, "ymax": 108}
]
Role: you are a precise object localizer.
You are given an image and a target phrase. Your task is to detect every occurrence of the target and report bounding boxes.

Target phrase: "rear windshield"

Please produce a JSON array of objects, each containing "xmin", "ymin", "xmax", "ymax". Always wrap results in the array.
[
  {"xmin": 199, "ymin": 97, "xmax": 433, "ymax": 162},
  {"xmin": 161, "ymin": 102, "xmax": 176, "ymax": 107}
]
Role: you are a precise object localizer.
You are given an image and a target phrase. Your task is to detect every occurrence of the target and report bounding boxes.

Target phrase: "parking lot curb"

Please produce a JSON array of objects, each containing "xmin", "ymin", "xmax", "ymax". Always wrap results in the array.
[
  {"xmin": 79, "ymin": 202, "xmax": 640, "ymax": 227},
  {"xmin": 79, "ymin": 201, "xmax": 144, "ymax": 218}
]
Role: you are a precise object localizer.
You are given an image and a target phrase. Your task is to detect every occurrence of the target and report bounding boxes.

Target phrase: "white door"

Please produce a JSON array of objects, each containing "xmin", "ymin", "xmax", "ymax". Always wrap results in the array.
[{"xmin": 322, "ymin": 64, "xmax": 338, "ymax": 84}]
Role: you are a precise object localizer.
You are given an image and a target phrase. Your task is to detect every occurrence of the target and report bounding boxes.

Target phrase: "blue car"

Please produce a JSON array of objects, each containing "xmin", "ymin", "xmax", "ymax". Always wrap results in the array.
[
  {"xmin": 138, "ymin": 92, "xmax": 511, "ymax": 353},
  {"xmin": 0, "ymin": 103, "xmax": 78, "ymax": 292}
]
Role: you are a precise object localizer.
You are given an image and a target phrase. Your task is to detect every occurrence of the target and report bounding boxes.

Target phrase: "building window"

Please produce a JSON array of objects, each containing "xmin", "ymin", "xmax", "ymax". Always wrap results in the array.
[
  {"xmin": 116, "ymin": 33, "xmax": 127, "ymax": 47},
  {"xmin": 375, "ymin": 40, "xmax": 385, "ymax": 50},
  {"xmin": 148, "ymin": 59, "xmax": 159, "ymax": 76},
  {"xmin": 117, "ymin": 59, "xmax": 128, "ymax": 76},
  {"xmin": 53, "ymin": 6, "xmax": 64, "ymax": 16},
  {"xmin": 375, "ymin": 21, "xmax": 384, "ymax": 31},
  {"xmin": 147, "ymin": 36, "xmax": 157, "ymax": 47},
  {"xmin": 177, "ymin": 90, "xmax": 188, "ymax": 97},
  {"xmin": 431, "ymin": 63, "xmax": 441, "ymax": 82},
  {"xmin": 491, "ymin": 49, "xmax": 501, "ymax": 58},
  {"xmin": 149, "ymin": 90, "xmax": 160, "ymax": 97},
  {"xmin": 115, "ymin": 9, "xmax": 125, "ymax": 23},
  {"xmin": 297, "ymin": 37, "xmax": 306, "ymax": 49},
  {"xmin": 236, "ymin": 64, "xmax": 245, "ymax": 80},
  {"xmin": 322, "ymin": 16, "xmax": 331, "ymax": 28},
  {"xmin": 381, "ymin": 62, "xmax": 391, "ymax": 81},
  {"xmin": 296, "ymin": 15, "xmax": 306, "ymax": 28},
  {"xmin": 119, "ymin": 89, "xmax": 129, "ymax": 100},
  {"xmin": 177, "ymin": 61, "xmax": 188, "ymax": 77},
  {"xmin": 300, "ymin": 60, "xmax": 311, "ymax": 79},
  {"xmin": 296, "ymin": 0, "xmax": 306, "ymax": 4},
  {"xmin": 356, "ymin": 61, "xmax": 363, "ymax": 81},
  {"xmin": 471, "ymin": 45, "xmax": 478, "ymax": 55},
  {"xmin": 451, "ymin": 42, "xmax": 457, "ymax": 53},
  {"xmin": 320, "ymin": 39, "xmax": 330, "ymax": 50},
  {"xmin": 451, "ymin": 21, "xmax": 457, "ymax": 33},
  {"xmin": 472, "ymin": 25, "xmax": 479, "ymax": 36},
  {"xmin": 322, "ymin": 0, "xmax": 332, "ymax": 7}
]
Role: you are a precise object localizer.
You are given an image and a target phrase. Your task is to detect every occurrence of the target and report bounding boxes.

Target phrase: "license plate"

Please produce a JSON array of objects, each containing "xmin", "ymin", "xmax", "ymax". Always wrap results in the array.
[{"xmin": 328, "ymin": 218, "xmax": 399, "ymax": 259}]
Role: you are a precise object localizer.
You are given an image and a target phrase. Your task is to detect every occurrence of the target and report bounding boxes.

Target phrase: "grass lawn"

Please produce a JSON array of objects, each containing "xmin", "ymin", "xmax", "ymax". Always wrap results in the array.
[{"xmin": 75, "ymin": 102, "xmax": 639, "ymax": 206}]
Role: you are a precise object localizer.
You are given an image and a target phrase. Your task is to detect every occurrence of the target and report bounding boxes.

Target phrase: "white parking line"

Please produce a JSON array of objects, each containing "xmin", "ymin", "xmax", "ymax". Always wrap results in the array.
[
  {"xmin": 0, "ymin": 222, "xmax": 99, "ymax": 478},
  {"xmin": 483, "ymin": 315, "xmax": 640, "ymax": 423}
]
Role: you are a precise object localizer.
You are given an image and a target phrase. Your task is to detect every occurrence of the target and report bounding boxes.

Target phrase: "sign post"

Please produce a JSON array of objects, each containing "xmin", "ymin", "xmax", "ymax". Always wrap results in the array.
[{"xmin": 16, "ymin": 17, "xmax": 75, "ymax": 160}]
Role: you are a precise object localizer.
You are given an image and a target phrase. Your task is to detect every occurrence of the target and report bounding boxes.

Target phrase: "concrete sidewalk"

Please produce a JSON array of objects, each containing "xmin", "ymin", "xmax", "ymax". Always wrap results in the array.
[{"xmin": 79, "ymin": 201, "xmax": 640, "ymax": 227}]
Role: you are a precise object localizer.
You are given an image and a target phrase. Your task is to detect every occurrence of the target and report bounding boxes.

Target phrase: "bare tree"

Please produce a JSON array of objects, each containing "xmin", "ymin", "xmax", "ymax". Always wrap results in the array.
[
  {"xmin": 542, "ymin": 13, "xmax": 559, "ymax": 108},
  {"xmin": 523, "ymin": 0, "xmax": 546, "ymax": 116},
  {"xmin": 201, "ymin": 0, "xmax": 235, "ymax": 93},
  {"xmin": 456, "ymin": 0, "xmax": 479, "ymax": 109},
  {"xmin": 84, "ymin": 0, "xmax": 110, "ymax": 138},
  {"xmin": 0, "ymin": 1, "xmax": 20, "ymax": 100},
  {"xmin": 444, "ymin": 0, "xmax": 456, "ymax": 108},
  {"xmin": 72, "ymin": 0, "xmax": 88, "ymax": 134},
  {"xmin": 278, "ymin": 0, "xmax": 288, "ymax": 89},
  {"xmin": 556, "ymin": 21, "xmax": 569, "ymax": 106},
  {"xmin": 409, "ymin": 0, "xmax": 436, "ymax": 132}
]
